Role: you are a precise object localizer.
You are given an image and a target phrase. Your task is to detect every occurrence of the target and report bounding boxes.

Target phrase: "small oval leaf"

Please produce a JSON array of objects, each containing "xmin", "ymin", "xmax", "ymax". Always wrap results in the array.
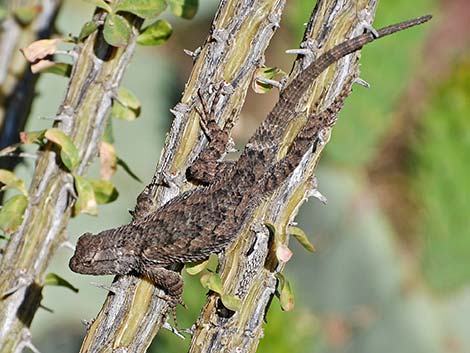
[
  {"xmin": 289, "ymin": 226, "xmax": 315, "ymax": 252},
  {"xmin": 168, "ymin": 0, "xmax": 198, "ymax": 19},
  {"xmin": 117, "ymin": 157, "xmax": 142, "ymax": 182},
  {"xmin": 111, "ymin": 87, "xmax": 141, "ymax": 120},
  {"xmin": 103, "ymin": 14, "xmax": 131, "ymax": 47},
  {"xmin": 40, "ymin": 62, "xmax": 72, "ymax": 77},
  {"xmin": 0, "ymin": 195, "xmax": 28, "ymax": 234},
  {"xmin": 252, "ymin": 67, "xmax": 284, "ymax": 94},
  {"xmin": 186, "ymin": 259, "xmax": 209, "ymax": 275},
  {"xmin": 116, "ymin": 0, "xmax": 167, "ymax": 19},
  {"xmin": 200, "ymin": 272, "xmax": 223, "ymax": 294},
  {"xmin": 276, "ymin": 243, "xmax": 293, "ymax": 263},
  {"xmin": 90, "ymin": 179, "xmax": 119, "ymax": 204},
  {"xmin": 0, "ymin": 170, "xmax": 27, "ymax": 195},
  {"xmin": 137, "ymin": 19, "xmax": 172, "ymax": 46},
  {"xmin": 45, "ymin": 273, "xmax": 79, "ymax": 293},
  {"xmin": 82, "ymin": 0, "xmax": 112, "ymax": 13},
  {"xmin": 276, "ymin": 273, "xmax": 295, "ymax": 311},
  {"xmin": 13, "ymin": 5, "xmax": 41, "ymax": 26},
  {"xmin": 74, "ymin": 175, "xmax": 98, "ymax": 216},
  {"xmin": 78, "ymin": 21, "xmax": 99, "ymax": 41},
  {"xmin": 221, "ymin": 294, "xmax": 241, "ymax": 311},
  {"xmin": 45, "ymin": 128, "xmax": 79, "ymax": 171}
]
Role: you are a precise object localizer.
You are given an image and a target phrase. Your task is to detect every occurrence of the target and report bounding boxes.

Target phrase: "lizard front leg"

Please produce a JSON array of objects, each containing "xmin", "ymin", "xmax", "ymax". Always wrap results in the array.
[
  {"xmin": 187, "ymin": 85, "xmax": 236, "ymax": 184},
  {"xmin": 141, "ymin": 265, "xmax": 184, "ymax": 307}
]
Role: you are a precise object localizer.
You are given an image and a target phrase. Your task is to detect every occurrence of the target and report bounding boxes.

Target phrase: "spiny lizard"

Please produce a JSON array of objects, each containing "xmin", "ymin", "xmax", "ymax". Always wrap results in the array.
[{"xmin": 70, "ymin": 15, "xmax": 431, "ymax": 308}]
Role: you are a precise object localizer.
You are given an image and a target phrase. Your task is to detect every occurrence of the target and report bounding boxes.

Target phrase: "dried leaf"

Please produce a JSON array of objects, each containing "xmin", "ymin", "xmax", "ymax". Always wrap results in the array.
[
  {"xmin": 45, "ymin": 128, "xmax": 79, "ymax": 171},
  {"xmin": 21, "ymin": 38, "xmax": 62, "ymax": 63},
  {"xmin": 99, "ymin": 142, "xmax": 117, "ymax": 180},
  {"xmin": 45, "ymin": 273, "xmax": 79, "ymax": 293},
  {"xmin": 276, "ymin": 243, "xmax": 293, "ymax": 263},
  {"xmin": 0, "ymin": 170, "xmax": 27, "ymax": 195},
  {"xmin": 20, "ymin": 130, "xmax": 45, "ymax": 144},
  {"xmin": 290, "ymin": 226, "xmax": 315, "ymax": 252},
  {"xmin": 0, "ymin": 195, "xmax": 28, "ymax": 234}
]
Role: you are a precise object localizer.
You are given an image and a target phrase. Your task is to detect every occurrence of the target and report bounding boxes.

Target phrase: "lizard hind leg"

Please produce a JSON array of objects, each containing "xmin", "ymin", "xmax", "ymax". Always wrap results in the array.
[{"xmin": 188, "ymin": 84, "xmax": 237, "ymax": 184}]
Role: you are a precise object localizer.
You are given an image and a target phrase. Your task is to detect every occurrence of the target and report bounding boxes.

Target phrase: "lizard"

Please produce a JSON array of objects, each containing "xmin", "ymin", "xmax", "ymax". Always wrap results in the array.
[{"xmin": 69, "ymin": 15, "xmax": 432, "ymax": 310}]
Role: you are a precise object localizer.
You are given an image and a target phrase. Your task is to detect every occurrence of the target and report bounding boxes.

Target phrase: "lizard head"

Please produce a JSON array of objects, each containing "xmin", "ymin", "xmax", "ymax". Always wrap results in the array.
[{"xmin": 69, "ymin": 230, "xmax": 138, "ymax": 276}]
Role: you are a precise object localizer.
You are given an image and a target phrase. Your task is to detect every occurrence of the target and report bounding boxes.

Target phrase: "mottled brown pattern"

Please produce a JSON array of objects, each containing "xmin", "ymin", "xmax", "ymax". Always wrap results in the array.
[{"xmin": 69, "ymin": 16, "xmax": 432, "ymax": 306}]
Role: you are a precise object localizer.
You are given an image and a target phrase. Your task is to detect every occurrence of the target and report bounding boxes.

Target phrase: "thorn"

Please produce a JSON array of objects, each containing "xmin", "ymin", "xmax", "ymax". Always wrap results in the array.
[
  {"xmin": 358, "ymin": 9, "xmax": 379, "ymax": 38},
  {"xmin": 309, "ymin": 188, "xmax": 327, "ymax": 204},
  {"xmin": 180, "ymin": 324, "xmax": 195, "ymax": 336},
  {"xmin": 39, "ymin": 303, "xmax": 54, "ymax": 313},
  {"xmin": 60, "ymin": 240, "xmax": 76, "ymax": 252},
  {"xmin": 162, "ymin": 321, "xmax": 186, "ymax": 340},
  {"xmin": 354, "ymin": 77, "xmax": 370, "ymax": 88},
  {"xmin": 254, "ymin": 76, "xmax": 283, "ymax": 90},
  {"xmin": 285, "ymin": 48, "xmax": 312, "ymax": 56},
  {"xmin": 170, "ymin": 103, "xmax": 190, "ymax": 119},
  {"xmin": 19, "ymin": 329, "xmax": 41, "ymax": 353},
  {"xmin": 112, "ymin": 92, "xmax": 128, "ymax": 109},
  {"xmin": 159, "ymin": 171, "xmax": 184, "ymax": 190},
  {"xmin": 81, "ymin": 318, "xmax": 95, "ymax": 330},
  {"xmin": 212, "ymin": 28, "xmax": 229, "ymax": 43},
  {"xmin": 183, "ymin": 46, "xmax": 201, "ymax": 61},
  {"xmin": 40, "ymin": 115, "xmax": 63, "ymax": 122},
  {"xmin": 90, "ymin": 281, "xmax": 117, "ymax": 294}
]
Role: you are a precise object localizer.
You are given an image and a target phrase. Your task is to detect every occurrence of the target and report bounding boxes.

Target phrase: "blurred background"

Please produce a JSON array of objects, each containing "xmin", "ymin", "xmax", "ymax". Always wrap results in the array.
[{"xmin": 3, "ymin": 0, "xmax": 469, "ymax": 352}]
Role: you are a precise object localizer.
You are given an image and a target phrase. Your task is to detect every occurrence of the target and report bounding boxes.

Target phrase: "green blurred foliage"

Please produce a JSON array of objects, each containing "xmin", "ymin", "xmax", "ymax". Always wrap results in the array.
[{"xmin": 414, "ymin": 57, "xmax": 470, "ymax": 292}]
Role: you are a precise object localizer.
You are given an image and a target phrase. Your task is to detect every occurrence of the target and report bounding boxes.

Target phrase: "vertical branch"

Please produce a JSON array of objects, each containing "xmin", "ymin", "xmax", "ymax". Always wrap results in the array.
[
  {"xmin": 78, "ymin": 0, "xmax": 287, "ymax": 351},
  {"xmin": 0, "ymin": 0, "xmax": 62, "ymax": 174},
  {"xmin": 0, "ymin": 8, "xmax": 143, "ymax": 352},
  {"xmin": 188, "ymin": 0, "xmax": 378, "ymax": 352}
]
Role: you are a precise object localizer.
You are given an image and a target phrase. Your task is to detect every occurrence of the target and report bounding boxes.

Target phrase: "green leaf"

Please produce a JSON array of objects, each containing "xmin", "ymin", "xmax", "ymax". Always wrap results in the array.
[
  {"xmin": 137, "ymin": 19, "xmax": 172, "ymax": 46},
  {"xmin": 186, "ymin": 259, "xmax": 209, "ymax": 275},
  {"xmin": 116, "ymin": 0, "xmax": 167, "ymax": 19},
  {"xmin": 0, "ymin": 195, "xmax": 28, "ymax": 234},
  {"xmin": 41, "ymin": 63, "xmax": 72, "ymax": 77},
  {"xmin": 45, "ymin": 273, "xmax": 79, "ymax": 293},
  {"xmin": 265, "ymin": 222, "xmax": 277, "ymax": 236},
  {"xmin": 168, "ymin": 0, "xmax": 198, "ymax": 19},
  {"xmin": 0, "ymin": 170, "xmax": 27, "ymax": 195},
  {"xmin": 78, "ymin": 21, "xmax": 99, "ymax": 41},
  {"xmin": 74, "ymin": 175, "xmax": 98, "ymax": 216},
  {"xmin": 45, "ymin": 128, "xmax": 79, "ymax": 171},
  {"xmin": 200, "ymin": 272, "xmax": 223, "ymax": 294},
  {"xmin": 20, "ymin": 130, "xmax": 45, "ymax": 144},
  {"xmin": 289, "ymin": 226, "xmax": 315, "ymax": 252},
  {"xmin": 276, "ymin": 273, "xmax": 295, "ymax": 311},
  {"xmin": 111, "ymin": 87, "xmax": 141, "ymax": 120},
  {"xmin": 221, "ymin": 294, "xmax": 241, "ymax": 311},
  {"xmin": 116, "ymin": 157, "xmax": 142, "ymax": 182},
  {"xmin": 103, "ymin": 119, "xmax": 115, "ymax": 144},
  {"xmin": 12, "ymin": 5, "xmax": 40, "ymax": 26},
  {"xmin": 103, "ymin": 14, "xmax": 131, "ymax": 47},
  {"xmin": 90, "ymin": 179, "xmax": 119, "ymax": 204},
  {"xmin": 82, "ymin": 0, "xmax": 112, "ymax": 13}
]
